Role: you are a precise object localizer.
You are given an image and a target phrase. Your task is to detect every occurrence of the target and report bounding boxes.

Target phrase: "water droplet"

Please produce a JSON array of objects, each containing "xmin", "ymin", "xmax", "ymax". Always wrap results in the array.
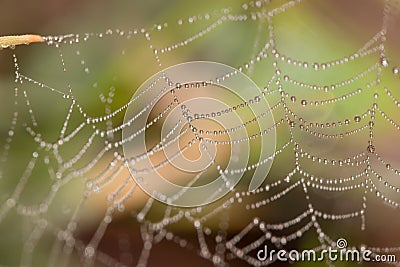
[
  {"xmin": 301, "ymin": 99, "xmax": 307, "ymax": 106},
  {"xmin": 393, "ymin": 67, "xmax": 399, "ymax": 75},
  {"xmin": 354, "ymin": 116, "xmax": 361, "ymax": 123},
  {"xmin": 290, "ymin": 96, "xmax": 296, "ymax": 102},
  {"xmin": 381, "ymin": 57, "xmax": 389, "ymax": 67},
  {"xmin": 84, "ymin": 246, "xmax": 95, "ymax": 258},
  {"xmin": 367, "ymin": 145, "xmax": 375, "ymax": 153},
  {"xmin": 118, "ymin": 204, "xmax": 125, "ymax": 212}
]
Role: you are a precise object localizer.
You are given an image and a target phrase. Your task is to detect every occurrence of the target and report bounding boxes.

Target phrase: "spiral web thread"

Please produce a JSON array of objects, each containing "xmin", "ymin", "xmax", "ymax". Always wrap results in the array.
[{"xmin": 1, "ymin": 0, "xmax": 400, "ymax": 266}]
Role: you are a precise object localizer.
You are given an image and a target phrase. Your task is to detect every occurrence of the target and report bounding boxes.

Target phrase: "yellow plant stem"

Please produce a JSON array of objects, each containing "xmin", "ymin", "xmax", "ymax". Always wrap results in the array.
[{"xmin": 0, "ymin": 34, "xmax": 44, "ymax": 49}]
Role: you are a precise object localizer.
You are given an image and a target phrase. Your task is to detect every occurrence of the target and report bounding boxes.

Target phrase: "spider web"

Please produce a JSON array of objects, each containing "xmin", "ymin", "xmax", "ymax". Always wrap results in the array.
[{"xmin": 1, "ymin": 0, "xmax": 400, "ymax": 266}]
